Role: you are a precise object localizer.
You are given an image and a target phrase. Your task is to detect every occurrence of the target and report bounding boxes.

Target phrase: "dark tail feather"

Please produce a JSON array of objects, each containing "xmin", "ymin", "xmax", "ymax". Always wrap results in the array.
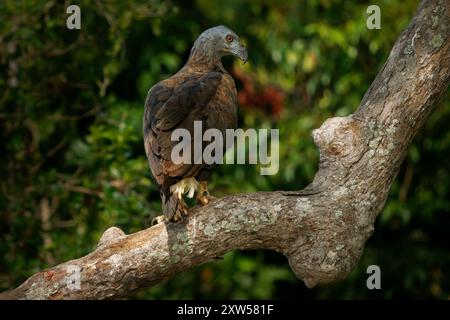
[{"xmin": 160, "ymin": 188, "xmax": 187, "ymax": 221}]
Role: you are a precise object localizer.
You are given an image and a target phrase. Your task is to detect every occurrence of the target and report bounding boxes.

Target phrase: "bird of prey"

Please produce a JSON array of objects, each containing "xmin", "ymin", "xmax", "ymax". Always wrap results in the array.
[{"xmin": 143, "ymin": 26, "xmax": 248, "ymax": 222}]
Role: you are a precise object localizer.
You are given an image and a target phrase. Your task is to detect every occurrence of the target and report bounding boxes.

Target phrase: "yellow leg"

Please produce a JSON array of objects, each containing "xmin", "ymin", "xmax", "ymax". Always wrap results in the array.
[{"xmin": 196, "ymin": 181, "xmax": 215, "ymax": 205}]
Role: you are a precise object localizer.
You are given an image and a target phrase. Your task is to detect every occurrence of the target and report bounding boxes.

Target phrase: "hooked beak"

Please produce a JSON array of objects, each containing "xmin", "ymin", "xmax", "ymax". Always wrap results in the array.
[{"xmin": 234, "ymin": 44, "xmax": 248, "ymax": 64}]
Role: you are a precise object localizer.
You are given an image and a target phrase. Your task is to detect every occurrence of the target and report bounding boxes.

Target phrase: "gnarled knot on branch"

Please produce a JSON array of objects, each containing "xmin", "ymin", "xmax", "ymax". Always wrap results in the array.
[
  {"xmin": 312, "ymin": 116, "xmax": 368, "ymax": 167},
  {"xmin": 98, "ymin": 227, "xmax": 126, "ymax": 248}
]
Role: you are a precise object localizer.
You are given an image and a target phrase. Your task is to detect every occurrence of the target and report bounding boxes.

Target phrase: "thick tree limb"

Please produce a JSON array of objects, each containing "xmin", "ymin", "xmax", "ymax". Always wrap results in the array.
[{"xmin": 1, "ymin": 0, "xmax": 449, "ymax": 300}]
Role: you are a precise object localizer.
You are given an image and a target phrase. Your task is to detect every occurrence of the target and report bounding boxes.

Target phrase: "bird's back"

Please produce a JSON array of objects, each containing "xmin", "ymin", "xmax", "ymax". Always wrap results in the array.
[{"xmin": 143, "ymin": 65, "xmax": 237, "ymax": 189}]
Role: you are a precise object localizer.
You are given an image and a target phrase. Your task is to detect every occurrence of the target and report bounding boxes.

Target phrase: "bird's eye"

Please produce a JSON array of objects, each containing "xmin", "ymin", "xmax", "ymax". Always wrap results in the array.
[{"xmin": 226, "ymin": 34, "xmax": 234, "ymax": 43}]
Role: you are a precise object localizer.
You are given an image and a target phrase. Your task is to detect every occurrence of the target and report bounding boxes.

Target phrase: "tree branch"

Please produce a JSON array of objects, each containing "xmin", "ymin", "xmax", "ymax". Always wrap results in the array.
[{"xmin": 1, "ymin": 0, "xmax": 449, "ymax": 300}]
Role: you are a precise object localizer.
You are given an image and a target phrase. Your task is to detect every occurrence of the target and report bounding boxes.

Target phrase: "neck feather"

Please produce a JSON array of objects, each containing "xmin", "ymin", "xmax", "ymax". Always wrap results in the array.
[{"xmin": 187, "ymin": 44, "xmax": 224, "ymax": 71}]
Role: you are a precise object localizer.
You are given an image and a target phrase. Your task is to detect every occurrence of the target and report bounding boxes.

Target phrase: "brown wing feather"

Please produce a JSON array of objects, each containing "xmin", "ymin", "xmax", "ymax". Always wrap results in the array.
[{"xmin": 144, "ymin": 70, "xmax": 236, "ymax": 189}]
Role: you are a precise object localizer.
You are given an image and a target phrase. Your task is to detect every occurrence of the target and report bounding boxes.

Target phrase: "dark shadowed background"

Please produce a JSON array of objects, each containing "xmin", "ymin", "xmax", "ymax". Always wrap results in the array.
[{"xmin": 1, "ymin": 0, "xmax": 449, "ymax": 299}]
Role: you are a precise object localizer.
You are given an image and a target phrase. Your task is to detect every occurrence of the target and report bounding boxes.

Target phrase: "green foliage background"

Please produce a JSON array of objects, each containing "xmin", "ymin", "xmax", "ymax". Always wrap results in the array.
[{"xmin": 1, "ymin": 0, "xmax": 449, "ymax": 299}]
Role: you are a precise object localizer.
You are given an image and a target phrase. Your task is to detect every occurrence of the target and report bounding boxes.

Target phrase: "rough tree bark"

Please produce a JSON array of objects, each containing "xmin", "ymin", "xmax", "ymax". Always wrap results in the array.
[{"xmin": 1, "ymin": 0, "xmax": 449, "ymax": 300}]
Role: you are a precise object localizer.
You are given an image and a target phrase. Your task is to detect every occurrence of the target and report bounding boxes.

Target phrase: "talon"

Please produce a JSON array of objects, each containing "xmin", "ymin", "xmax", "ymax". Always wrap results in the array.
[
  {"xmin": 199, "ymin": 194, "xmax": 217, "ymax": 206},
  {"xmin": 152, "ymin": 215, "xmax": 165, "ymax": 225},
  {"xmin": 197, "ymin": 181, "xmax": 215, "ymax": 206},
  {"xmin": 199, "ymin": 195, "xmax": 209, "ymax": 205}
]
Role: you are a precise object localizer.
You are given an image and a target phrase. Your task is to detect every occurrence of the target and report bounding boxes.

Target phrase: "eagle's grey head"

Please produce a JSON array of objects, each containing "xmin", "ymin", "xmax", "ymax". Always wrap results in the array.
[{"xmin": 189, "ymin": 25, "xmax": 248, "ymax": 65}]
